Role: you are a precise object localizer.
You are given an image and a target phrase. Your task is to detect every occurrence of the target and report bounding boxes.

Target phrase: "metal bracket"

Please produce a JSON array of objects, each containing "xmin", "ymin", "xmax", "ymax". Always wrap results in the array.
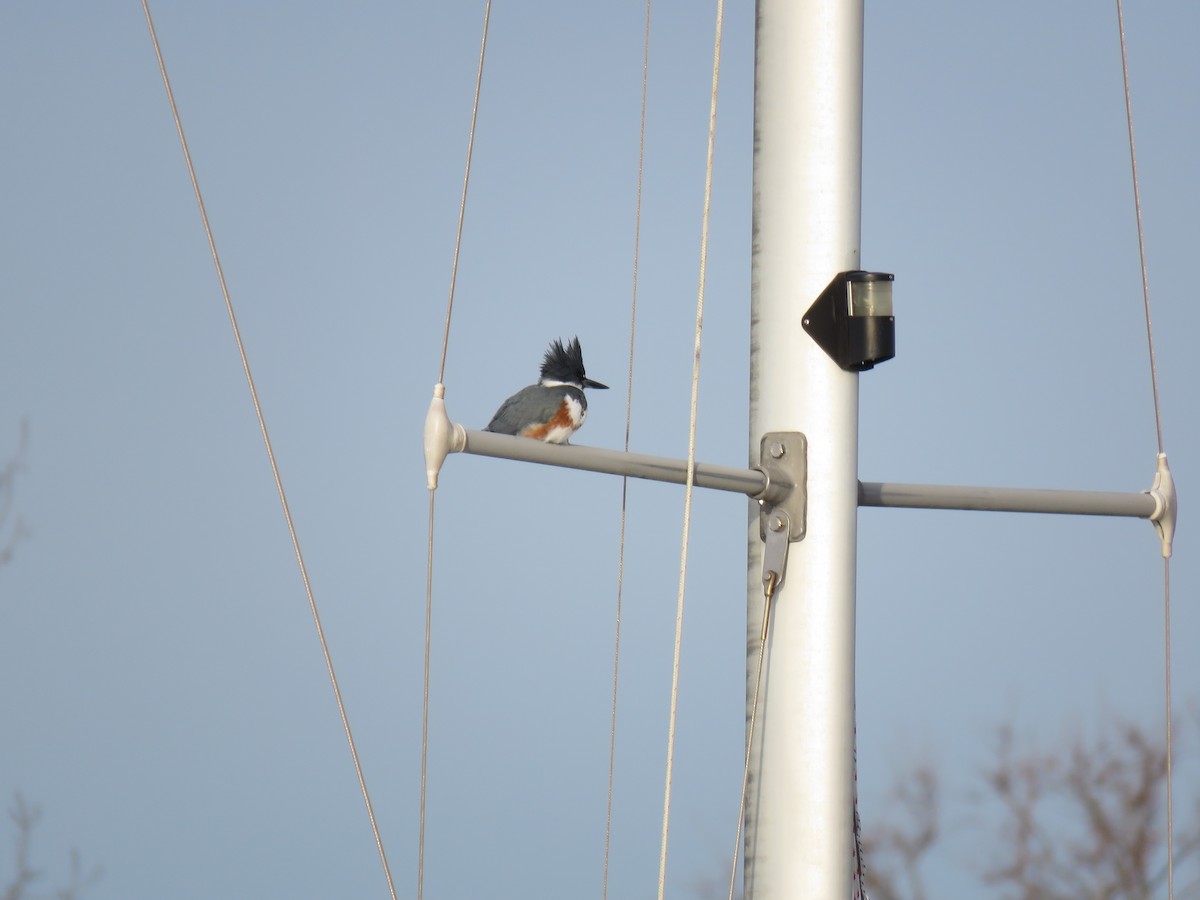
[
  {"xmin": 757, "ymin": 432, "xmax": 807, "ymax": 542},
  {"xmin": 762, "ymin": 508, "xmax": 792, "ymax": 592},
  {"xmin": 756, "ymin": 432, "xmax": 806, "ymax": 594}
]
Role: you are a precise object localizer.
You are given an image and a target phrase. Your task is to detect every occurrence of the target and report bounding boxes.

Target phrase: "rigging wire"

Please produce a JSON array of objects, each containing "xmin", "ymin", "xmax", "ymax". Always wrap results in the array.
[
  {"xmin": 657, "ymin": 0, "xmax": 725, "ymax": 895},
  {"xmin": 726, "ymin": 574, "xmax": 776, "ymax": 900},
  {"xmin": 726, "ymin": 579, "xmax": 870, "ymax": 900},
  {"xmin": 139, "ymin": 4, "xmax": 399, "ymax": 899},
  {"xmin": 421, "ymin": 2, "xmax": 493, "ymax": 897},
  {"xmin": 1160, "ymin": 557, "xmax": 1174, "ymax": 900},
  {"xmin": 1115, "ymin": 0, "xmax": 1166, "ymax": 455},
  {"xmin": 1114, "ymin": 3, "xmax": 1173, "ymax": 897},
  {"xmin": 437, "ymin": 0, "xmax": 493, "ymax": 385},
  {"xmin": 602, "ymin": 1, "xmax": 653, "ymax": 897},
  {"xmin": 418, "ymin": 494, "xmax": 436, "ymax": 900}
]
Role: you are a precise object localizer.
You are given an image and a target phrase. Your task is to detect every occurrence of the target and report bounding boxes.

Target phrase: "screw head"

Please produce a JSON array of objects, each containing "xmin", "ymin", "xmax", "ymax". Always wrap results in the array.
[
  {"xmin": 769, "ymin": 441, "xmax": 786, "ymax": 459},
  {"xmin": 770, "ymin": 514, "xmax": 786, "ymax": 532}
]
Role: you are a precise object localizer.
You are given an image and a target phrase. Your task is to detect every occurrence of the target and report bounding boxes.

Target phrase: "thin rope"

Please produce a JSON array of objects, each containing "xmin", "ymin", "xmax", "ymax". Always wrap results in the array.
[
  {"xmin": 1114, "ymin": 5, "xmax": 1173, "ymax": 896},
  {"xmin": 602, "ymin": 2, "xmax": 653, "ymax": 897},
  {"xmin": 657, "ymin": 1, "xmax": 724, "ymax": 895},
  {"xmin": 437, "ymin": 0, "xmax": 493, "ymax": 384},
  {"xmin": 727, "ymin": 574, "xmax": 776, "ymax": 900},
  {"xmin": 139, "ymin": 5, "xmax": 398, "ymax": 898}
]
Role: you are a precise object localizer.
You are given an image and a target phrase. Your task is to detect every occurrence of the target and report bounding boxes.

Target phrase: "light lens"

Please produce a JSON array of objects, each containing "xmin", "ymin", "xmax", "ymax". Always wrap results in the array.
[{"xmin": 848, "ymin": 279, "xmax": 893, "ymax": 317}]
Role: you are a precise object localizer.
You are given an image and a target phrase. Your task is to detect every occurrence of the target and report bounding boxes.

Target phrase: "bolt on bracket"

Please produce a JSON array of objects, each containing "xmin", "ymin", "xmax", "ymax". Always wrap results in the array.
[{"xmin": 757, "ymin": 431, "xmax": 807, "ymax": 543}]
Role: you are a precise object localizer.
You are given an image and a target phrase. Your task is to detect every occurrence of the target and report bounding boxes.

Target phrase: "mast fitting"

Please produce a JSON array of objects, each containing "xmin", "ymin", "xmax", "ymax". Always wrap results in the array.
[
  {"xmin": 1148, "ymin": 452, "xmax": 1176, "ymax": 558},
  {"xmin": 423, "ymin": 383, "xmax": 467, "ymax": 490},
  {"xmin": 757, "ymin": 431, "xmax": 807, "ymax": 543}
]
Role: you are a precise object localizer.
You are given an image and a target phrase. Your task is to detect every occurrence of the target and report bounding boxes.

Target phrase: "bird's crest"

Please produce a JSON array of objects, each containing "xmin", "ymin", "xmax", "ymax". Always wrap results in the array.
[{"xmin": 540, "ymin": 337, "xmax": 588, "ymax": 384}]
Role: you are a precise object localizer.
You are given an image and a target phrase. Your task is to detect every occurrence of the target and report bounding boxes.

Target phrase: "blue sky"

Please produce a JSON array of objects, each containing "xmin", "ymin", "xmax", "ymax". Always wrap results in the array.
[{"xmin": 2, "ymin": 2, "xmax": 1196, "ymax": 897}]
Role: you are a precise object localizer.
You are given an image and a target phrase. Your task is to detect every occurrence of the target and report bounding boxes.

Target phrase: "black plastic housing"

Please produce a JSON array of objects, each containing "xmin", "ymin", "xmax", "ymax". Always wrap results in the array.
[{"xmin": 801, "ymin": 270, "xmax": 895, "ymax": 371}]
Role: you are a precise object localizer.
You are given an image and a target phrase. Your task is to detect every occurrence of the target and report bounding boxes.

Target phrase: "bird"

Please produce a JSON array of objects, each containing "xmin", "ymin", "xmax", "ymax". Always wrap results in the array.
[{"xmin": 484, "ymin": 337, "xmax": 608, "ymax": 443}]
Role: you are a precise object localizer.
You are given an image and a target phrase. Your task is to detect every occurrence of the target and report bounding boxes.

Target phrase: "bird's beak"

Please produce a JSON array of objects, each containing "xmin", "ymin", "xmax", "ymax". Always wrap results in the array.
[{"xmin": 584, "ymin": 377, "xmax": 609, "ymax": 390}]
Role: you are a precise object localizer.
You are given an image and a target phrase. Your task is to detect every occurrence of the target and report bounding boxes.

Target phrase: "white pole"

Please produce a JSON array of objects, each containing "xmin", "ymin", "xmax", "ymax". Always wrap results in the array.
[{"xmin": 745, "ymin": 0, "xmax": 863, "ymax": 896}]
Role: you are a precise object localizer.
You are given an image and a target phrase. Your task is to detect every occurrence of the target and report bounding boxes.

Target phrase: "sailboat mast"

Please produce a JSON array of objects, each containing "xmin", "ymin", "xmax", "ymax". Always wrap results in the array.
[{"xmin": 745, "ymin": 0, "xmax": 865, "ymax": 896}]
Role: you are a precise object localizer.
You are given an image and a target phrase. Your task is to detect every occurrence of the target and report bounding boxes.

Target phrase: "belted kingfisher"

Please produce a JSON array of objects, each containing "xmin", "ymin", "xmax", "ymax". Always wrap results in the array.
[{"xmin": 485, "ymin": 337, "xmax": 608, "ymax": 443}]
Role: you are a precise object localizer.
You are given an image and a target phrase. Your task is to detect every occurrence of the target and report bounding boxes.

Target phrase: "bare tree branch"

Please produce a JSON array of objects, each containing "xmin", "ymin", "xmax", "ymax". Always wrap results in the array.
[
  {"xmin": 862, "ymin": 763, "xmax": 939, "ymax": 900},
  {"xmin": 980, "ymin": 718, "xmax": 1186, "ymax": 899},
  {"xmin": 2, "ymin": 793, "xmax": 101, "ymax": 900},
  {"xmin": 2, "ymin": 794, "xmax": 41, "ymax": 900},
  {"xmin": 862, "ymin": 715, "xmax": 1196, "ymax": 900}
]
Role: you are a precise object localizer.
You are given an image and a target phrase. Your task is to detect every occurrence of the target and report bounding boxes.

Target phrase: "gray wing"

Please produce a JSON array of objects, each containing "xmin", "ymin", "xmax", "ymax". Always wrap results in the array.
[{"xmin": 484, "ymin": 385, "xmax": 560, "ymax": 435}]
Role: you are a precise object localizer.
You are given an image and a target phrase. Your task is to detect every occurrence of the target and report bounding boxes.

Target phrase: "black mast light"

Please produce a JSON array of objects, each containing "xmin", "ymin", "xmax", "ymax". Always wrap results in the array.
[{"xmin": 802, "ymin": 270, "xmax": 895, "ymax": 371}]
